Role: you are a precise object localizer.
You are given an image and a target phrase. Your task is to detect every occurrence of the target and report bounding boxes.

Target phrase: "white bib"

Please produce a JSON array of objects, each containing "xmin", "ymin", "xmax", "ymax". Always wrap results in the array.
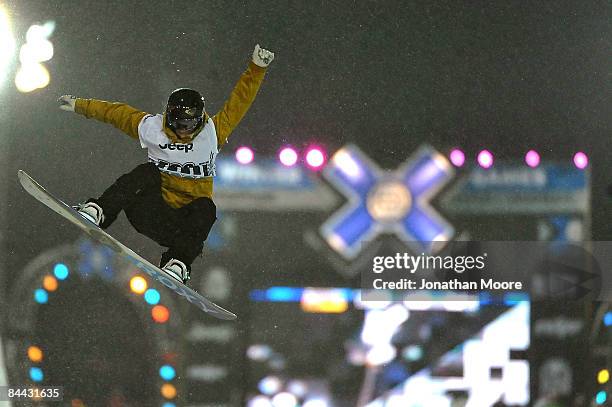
[{"xmin": 137, "ymin": 114, "xmax": 218, "ymax": 179}]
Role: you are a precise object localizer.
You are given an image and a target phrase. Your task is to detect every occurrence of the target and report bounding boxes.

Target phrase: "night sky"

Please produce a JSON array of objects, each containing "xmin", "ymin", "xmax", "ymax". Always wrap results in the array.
[{"xmin": 1, "ymin": 0, "xmax": 610, "ymax": 274}]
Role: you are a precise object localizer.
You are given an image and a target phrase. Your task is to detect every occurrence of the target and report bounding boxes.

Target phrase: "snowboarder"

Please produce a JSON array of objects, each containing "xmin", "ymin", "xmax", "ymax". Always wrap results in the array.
[{"xmin": 57, "ymin": 44, "xmax": 274, "ymax": 285}]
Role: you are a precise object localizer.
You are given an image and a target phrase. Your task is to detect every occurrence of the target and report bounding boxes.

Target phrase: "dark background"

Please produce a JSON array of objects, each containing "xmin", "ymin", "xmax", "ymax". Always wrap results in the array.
[{"xmin": 2, "ymin": 1, "xmax": 610, "ymax": 276}]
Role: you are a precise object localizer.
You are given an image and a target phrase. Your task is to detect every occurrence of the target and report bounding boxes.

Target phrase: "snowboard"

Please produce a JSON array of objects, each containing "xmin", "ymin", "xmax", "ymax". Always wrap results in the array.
[{"xmin": 18, "ymin": 170, "xmax": 237, "ymax": 320}]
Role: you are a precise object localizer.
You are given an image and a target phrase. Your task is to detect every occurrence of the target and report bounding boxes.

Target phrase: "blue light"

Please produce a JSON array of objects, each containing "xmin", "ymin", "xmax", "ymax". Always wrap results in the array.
[
  {"xmin": 34, "ymin": 289, "xmax": 48, "ymax": 304},
  {"xmin": 604, "ymin": 312, "xmax": 612, "ymax": 327},
  {"xmin": 479, "ymin": 293, "xmax": 493, "ymax": 305},
  {"xmin": 144, "ymin": 289, "xmax": 160, "ymax": 305},
  {"xmin": 266, "ymin": 287, "xmax": 303, "ymax": 302},
  {"xmin": 402, "ymin": 345, "xmax": 423, "ymax": 361},
  {"xmin": 29, "ymin": 367, "xmax": 44, "ymax": 382},
  {"xmin": 596, "ymin": 391, "xmax": 607, "ymax": 405},
  {"xmin": 504, "ymin": 293, "xmax": 529, "ymax": 306},
  {"xmin": 162, "ymin": 403, "xmax": 176, "ymax": 407},
  {"xmin": 341, "ymin": 288, "xmax": 355, "ymax": 301},
  {"xmin": 383, "ymin": 361, "xmax": 409, "ymax": 382},
  {"xmin": 250, "ymin": 289, "xmax": 267, "ymax": 301},
  {"xmin": 159, "ymin": 365, "xmax": 176, "ymax": 381},
  {"xmin": 53, "ymin": 263, "xmax": 69, "ymax": 280}
]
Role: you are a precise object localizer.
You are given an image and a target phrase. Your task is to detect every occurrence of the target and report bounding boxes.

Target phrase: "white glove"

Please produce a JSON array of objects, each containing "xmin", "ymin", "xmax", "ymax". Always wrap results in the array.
[
  {"xmin": 252, "ymin": 44, "xmax": 274, "ymax": 68},
  {"xmin": 58, "ymin": 95, "xmax": 77, "ymax": 112}
]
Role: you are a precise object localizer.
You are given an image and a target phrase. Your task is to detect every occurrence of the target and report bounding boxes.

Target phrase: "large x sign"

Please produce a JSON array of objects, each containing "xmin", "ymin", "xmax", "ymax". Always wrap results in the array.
[{"xmin": 320, "ymin": 144, "xmax": 455, "ymax": 260}]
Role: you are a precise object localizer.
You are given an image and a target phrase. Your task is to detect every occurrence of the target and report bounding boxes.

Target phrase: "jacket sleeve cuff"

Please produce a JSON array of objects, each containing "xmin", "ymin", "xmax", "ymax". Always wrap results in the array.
[
  {"xmin": 248, "ymin": 60, "xmax": 268, "ymax": 74},
  {"xmin": 74, "ymin": 98, "xmax": 88, "ymax": 115}
]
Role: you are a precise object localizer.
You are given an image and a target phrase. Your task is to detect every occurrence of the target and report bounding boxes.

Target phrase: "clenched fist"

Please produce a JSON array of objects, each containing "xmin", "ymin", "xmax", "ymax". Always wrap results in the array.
[{"xmin": 252, "ymin": 44, "xmax": 274, "ymax": 68}]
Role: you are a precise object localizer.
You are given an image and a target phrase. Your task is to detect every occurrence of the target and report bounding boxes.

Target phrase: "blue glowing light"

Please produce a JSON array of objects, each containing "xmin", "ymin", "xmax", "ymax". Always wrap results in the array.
[
  {"xmin": 604, "ymin": 312, "xmax": 612, "ymax": 327},
  {"xmin": 53, "ymin": 263, "xmax": 69, "ymax": 280},
  {"xmin": 159, "ymin": 365, "xmax": 176, "ymax": 381},
  {"xmin": 504, "ymin": 293, "xmax": 529, "ymax": 306},
  {"xmin": 29, "ymin": 367, "xmax": 44, "ymax": 382},
  {"xmin": 34, "ymin": 289, "xmax": 48, "ymax": 304},
  {"xmin": 340, "ymin": 288, "xmax": 355, "ymax": 301},
  {"xmin": 144, "ymin": 289, "xmax": 161, "ymax": 305},
  {"xmin": 596, "ymin": 391, "xmax": 607, "ymax": 405},
  {"xmin": 250, "ymin": 289, "xmax": 267, "ymax": 301},
  {"xmin": 267, "ymin": 287, "xmax": 303, "ymax": 302},
  {"xmin": 162, "ymin": 403, "xmax": 176, "ymax": 407}
]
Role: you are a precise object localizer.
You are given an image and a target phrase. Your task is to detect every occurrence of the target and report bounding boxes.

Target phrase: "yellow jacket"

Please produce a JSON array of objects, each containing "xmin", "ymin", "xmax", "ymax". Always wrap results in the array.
[{"xmin": 74, "ymin": 61, "xmax": 267, "ymax": 208}]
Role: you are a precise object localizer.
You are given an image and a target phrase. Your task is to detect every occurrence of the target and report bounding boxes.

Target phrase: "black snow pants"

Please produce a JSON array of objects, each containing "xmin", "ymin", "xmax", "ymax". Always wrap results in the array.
[{"xmin": 89, "ymin": 163, "xmax": 217, "ymax": 268}]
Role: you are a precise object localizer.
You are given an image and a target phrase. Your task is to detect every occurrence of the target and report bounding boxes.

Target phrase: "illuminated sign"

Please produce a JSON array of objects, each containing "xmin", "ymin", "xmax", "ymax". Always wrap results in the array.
[{"xmin": 320, "ymin": 144, "xmax": 454, "ymax": 259}]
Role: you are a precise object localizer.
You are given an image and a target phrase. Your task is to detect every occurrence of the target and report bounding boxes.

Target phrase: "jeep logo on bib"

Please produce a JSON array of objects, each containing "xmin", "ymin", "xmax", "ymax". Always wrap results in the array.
[{"xmin": 159, "ymin": 143, "xmax": 194, "ymax": 153}]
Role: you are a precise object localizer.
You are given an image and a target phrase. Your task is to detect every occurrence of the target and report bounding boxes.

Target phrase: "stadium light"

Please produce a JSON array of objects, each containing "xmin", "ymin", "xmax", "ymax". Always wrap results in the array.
[
  {"xmin": 525, "ymin": 150, "xmax": 540, "ymax": 168},
  {"xmin": 246, "ymin": 344, "xmax": 273, "ymax": 361},
  {"xmin": 596, "ymin": 391, "xmax": 607, "ymax": 405},
  {"xmin": 598, "ymin": 369, "xmax": 610, "ymax": 384},
  {"xmin": 305, "ymin": 146, "xmax": 326, "ymax": 170},
  {"xmin": 15, "ymin": 21, "xmax": 55, "ymax": 93},
  {"xmin": 43, "ymin": 275, "xmax": 58, "ymax": 292},
  {"xmin": 271, "ymin": 392, "xmax": 298, "ymax": 407},
  {"xmin": 34, "ymin": 288, "xmax": 48, "ymax": 304},
  {"xmin": 402, "ymin": 345, "xmax": 423, "ymax": 361},
  {"xmin": 159, "ymin": 365, "xmax": 176, "ymax": 381},
  {"xmin": 144, "ymin": 288, "xmax": 161, "ymax": 305},
  {"xmin": 129, "ymin": 276, "xmax": 147, "ymax": 294},
  {"xmin": 477, "ymin": 149, "xmax": 494, "ymax": 169},
  {"xmin": 53, "ymin": 263, "xmax": 69, "ymax": 280},
  {"xmin": 160, "ymin": 383, "xmax": 177, "ymax": 399},
  {"xmin": 573, "ymin": 152, "xmax": 588, "ymax": 169},
  {"xmin": 0, "ymin": 6, "xmax": 16, "ymax": 88},
  {"xmin": 152, "ymin": 305, "xmax": 170, "ymax": 323},
  {"xmin": 29, "ymin": 367, "xmax": 44, "ymax": 382},
  {"xmin": 604, "ymin": 311, "xmax": 612, "ymax": 326},
  {"xmin": 449, "ymin": 148, "xmax": 465, "ymax": 167},
  {"xmin": 278, "ymin": 147, "xmax": 298, "ymax": 167},
  {"xmin": 15, "ymin": 63, "xmax": 49, "ymax": 92},
  {"xmin": 27, "ymin": 346, "xmax": 43, "ymax": 363},
  {"xmin": 236, "ymin": 146, "xmax": 254, "ymax": 164},
  {"xmin": 258, "ymin": 376, "xmax": 283, "ymax": 395}
]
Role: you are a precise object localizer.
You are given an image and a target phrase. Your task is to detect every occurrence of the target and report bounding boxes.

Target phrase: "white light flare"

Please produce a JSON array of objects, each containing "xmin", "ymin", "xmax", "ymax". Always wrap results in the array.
[
  {"xmin": 15, "ymin": 21, "xmax": 55, "ymax": 93},
  {"xmin": 0, "ymin": 6, "xmax": 16, "ymax": 88}
]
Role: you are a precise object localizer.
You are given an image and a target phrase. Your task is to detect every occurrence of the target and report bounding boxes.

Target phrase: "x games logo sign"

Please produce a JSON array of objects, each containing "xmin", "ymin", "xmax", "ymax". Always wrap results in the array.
[{"xmin": 320, "ymin": 144, "xmax": 455, "ymax": 260}]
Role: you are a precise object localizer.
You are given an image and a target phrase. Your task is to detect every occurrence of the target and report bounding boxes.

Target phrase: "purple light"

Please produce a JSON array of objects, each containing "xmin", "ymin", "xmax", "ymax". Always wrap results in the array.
[
  {"xmin": 235, "ymin": 146, "xmax": 254, "ymax": 165},
  {"xmin": 573, "ymin": 152, "xmax": 588, "ymax": 169},
  {"xmin": 305, "ymin": 147, "xmax": 326, "ymax": 170},
  {"xmin": 477, "ymin": 149, "xmax": 494, "ymax": 169},
  {"xmin": 278, "ymin": 147, "xmax": 298, "ymax": 167},
  {"xmin": 525, "ymin": 150, "xmax": 540, "ymax": 168},
  {"xmin": 449, "ymin": 149, "xmax": 465, "ymax": 167}
]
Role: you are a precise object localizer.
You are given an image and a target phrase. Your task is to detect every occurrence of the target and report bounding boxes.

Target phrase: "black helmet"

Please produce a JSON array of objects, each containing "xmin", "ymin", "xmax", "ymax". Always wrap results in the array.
[{"xmin": 165, "ymin": 88, "xmax": 205, "ymax": 134}]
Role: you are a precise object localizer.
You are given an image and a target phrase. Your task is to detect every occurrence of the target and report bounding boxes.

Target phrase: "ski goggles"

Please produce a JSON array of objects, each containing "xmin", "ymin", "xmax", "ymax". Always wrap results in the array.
[
  {"xmin": 168, "ymin": 108, "xmax": 202, "ymax": 132},
  {"xmin": 174, "ymin": 117, "xmax": 200, "ymax": 131}
]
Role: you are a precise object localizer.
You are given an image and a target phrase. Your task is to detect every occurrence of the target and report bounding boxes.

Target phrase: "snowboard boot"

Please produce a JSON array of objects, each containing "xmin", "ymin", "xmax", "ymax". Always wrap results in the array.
[
  {"xmin": 161, "ymin": 258, "xmax": 191, "ymax": 285},
  {"xmin": 74, "ymin": 202, "xmax": 105, "ymax": 226}
]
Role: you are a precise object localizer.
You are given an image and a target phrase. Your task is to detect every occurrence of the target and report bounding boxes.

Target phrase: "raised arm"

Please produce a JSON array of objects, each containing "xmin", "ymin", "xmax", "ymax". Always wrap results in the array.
[
  {"xmin": 58, "ymin": 95, "xmax": 148, "ymax": 140},
  {"xmin": 212, "ymin": 44, "xmax": 274, "ymax": 147}
]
